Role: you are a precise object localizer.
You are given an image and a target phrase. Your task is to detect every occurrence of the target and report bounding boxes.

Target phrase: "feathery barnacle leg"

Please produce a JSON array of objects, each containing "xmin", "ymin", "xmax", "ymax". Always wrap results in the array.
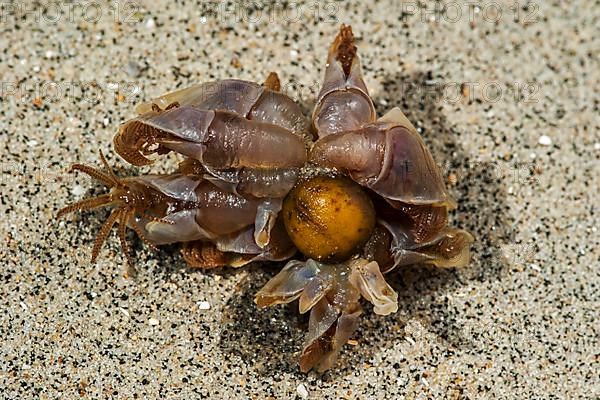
[
  {"xmin": 262, "ymin": 72, "xmax": 281, "ymax": 92},
  {"xmin": 256, "ymin": 258, "xmax": 397, "ymax": 372},
  {"xmin": 113, "ymin": 114, "xmax": 173, "ymax": 166},
  {"xmin": 180, "ymin": 240, "xmax": 262, "ymax": 270},
  {"xmin": 57, "ymin": 151, "xmax": 164, "ymax": 276},
  {"xmin": 180, "ymin": 241, "xmax": 235, "ymax": 269}
]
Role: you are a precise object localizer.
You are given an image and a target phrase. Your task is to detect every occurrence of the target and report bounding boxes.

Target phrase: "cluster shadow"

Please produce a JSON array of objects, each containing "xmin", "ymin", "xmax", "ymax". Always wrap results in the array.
[
  {"xmin": 61, "ymin": 70, "xmax": 514, "ymax": 377},
  {"xmin": 217, "ymin": 70, "xmax": 514, "ymax": 377}
]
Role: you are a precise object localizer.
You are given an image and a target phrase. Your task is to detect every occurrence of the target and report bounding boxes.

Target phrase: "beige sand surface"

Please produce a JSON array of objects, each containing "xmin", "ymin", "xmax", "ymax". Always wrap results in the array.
[{"xmin": 1, "ymin": 1, "xmax": 598, "ymax": 398}]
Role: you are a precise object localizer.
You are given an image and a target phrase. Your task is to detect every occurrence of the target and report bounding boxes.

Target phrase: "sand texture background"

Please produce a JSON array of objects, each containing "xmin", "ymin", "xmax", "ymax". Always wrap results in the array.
[{"xmin": 0, "ymin": 0, "xmax": 598, "ymax": 398}]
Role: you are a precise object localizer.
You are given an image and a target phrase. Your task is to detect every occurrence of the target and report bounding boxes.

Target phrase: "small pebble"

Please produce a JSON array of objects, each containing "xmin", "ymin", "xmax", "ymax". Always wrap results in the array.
[
  {"xmin": 297, "ymin": 383, "xmax": 309, "ymax": 399},
  {"xmin": 538, "ymin": 135, "xmax": 552, "ymax": 146},
  {"xmin": 447, "ymin": 172, "xmax": 457, "ymax": 186},
  {"xmin": 72, "ymin": 185, "xmax": 86, "ymax": 197},
  {"xmin": 126, "ymin": 61, "xmax": 143, "ymax": 78},
  {"xmin": 1, "ymin": 6, "xmax": 596, "ymax": 399}
]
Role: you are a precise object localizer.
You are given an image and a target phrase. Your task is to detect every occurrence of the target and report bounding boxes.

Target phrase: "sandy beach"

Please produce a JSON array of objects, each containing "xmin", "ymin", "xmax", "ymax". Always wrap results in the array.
[{"xmin": 0, "ymin": 1, "xmax": 598, "ymax": 398}]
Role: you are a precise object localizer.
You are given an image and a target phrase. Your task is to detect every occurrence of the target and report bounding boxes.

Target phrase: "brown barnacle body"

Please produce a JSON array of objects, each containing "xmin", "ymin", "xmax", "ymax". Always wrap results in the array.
[
  {"xmin": 57, "ymin": 153, "xmax": 187, "ymax": 275},
  {"xmin": 114, "ymin": 79, "xmax": 311, "ymax": 167},
  {"xmin": 134, "ymin": 79, "xmax": 309, "ymax": 137},
  {"xmin": 311, "ymin": 24, "xmax": 376, "ymax": 137},
  {"xmin": 58, "ymin": 154, "xmax": 295, "ymax": 273},
  {"xmin": 59, "ymin": 25, "xmax": 473, "ymax": 373},
  {"xmin": 114, "ymin": 107, "xmax": 308, "ymax": 170},
  {"xmin": 310, "ymin": 107, "xmax": 456, "ymax": 210}
]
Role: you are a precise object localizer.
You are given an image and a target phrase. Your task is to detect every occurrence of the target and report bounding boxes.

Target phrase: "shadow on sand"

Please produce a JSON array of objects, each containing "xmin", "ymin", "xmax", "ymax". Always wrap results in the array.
[{"xmin": 216, "ymin": 70, "xmax": 513, "ymax": 378}]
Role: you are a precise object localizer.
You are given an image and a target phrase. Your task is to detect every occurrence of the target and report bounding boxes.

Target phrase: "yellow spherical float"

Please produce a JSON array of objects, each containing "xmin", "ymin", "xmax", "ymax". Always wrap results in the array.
[{"xmin": 282, "ymin": 175, "xmax": 376, "ymax": 262}]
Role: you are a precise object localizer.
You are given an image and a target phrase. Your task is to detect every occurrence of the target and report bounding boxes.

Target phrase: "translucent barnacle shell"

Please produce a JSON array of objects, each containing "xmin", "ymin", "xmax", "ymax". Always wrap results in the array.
[{"xmin": 256, "ymin": 257, "xmax": 397, "ymax": 372}]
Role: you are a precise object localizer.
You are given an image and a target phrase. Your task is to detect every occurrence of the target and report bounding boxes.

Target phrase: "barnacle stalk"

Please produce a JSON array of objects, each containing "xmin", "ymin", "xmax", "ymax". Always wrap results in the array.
[{"xmin": 255, "ymin": 258, "xmax": 397, "ymax": 372}]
